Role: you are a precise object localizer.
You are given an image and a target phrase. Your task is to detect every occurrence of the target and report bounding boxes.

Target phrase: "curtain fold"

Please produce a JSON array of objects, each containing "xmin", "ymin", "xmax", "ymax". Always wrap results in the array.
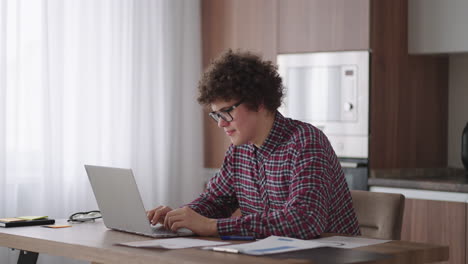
[{"xmin": 0, "ymin": 0, "xmax": 202, "ymax": 263}]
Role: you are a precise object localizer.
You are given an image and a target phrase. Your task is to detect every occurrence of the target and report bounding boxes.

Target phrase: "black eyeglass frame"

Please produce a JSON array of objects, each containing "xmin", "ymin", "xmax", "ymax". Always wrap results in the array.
[
  {"xmin": 208, "ymin": 100, "xmax": 243, "ymax": 123},
  {"xmin": 67, "ymin": 210, "xmax": 102, "ymax": 223}
]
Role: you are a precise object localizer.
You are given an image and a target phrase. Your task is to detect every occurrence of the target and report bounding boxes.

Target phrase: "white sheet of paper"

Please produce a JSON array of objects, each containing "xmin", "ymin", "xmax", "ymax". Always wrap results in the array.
[
  {"xmin": 207, "ymin": 236, "xmax": 325, "ymax": 255},
  {"xmin": 314, "ymin": 236, "xmax": 390, "ymax": 249},
  {"xmin": 206, "ymin": 235, "xmax": 390, "ymax": 255},
  {"xmin": 119, "ymin": 238, "xmax": 230, "ymax": 249}
]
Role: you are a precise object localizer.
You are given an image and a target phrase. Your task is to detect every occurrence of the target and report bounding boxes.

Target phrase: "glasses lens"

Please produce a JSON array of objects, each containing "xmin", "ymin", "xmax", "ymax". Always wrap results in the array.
[
  {"xmin": 209, "ymin": 112, "xmax": 233, "ymax": 123},
  {"xmin": 218, "ymin": 112, "xmax": 232, "ymax": 122},
  {"xmin": 69, "ymin": 211, "xmax": 102, "ymax": 222},
  {"xmin": 209, "ymin": 112, "xmax": 220, "ymax": 122},
  {"xmin": 85, "ymin": 211, "xmax": 101, "ymax": 218}
]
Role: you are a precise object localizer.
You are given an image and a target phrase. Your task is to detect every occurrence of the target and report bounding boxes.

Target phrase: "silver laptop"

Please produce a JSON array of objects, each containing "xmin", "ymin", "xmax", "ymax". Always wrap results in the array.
[{"xmin": 84, "ymin": 165, "xmax": 194, "ymax": 238}]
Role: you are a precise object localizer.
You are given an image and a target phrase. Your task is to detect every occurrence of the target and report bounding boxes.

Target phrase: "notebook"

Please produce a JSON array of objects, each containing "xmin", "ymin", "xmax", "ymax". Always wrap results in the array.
[
  {"xmin": 0, "ymin": 218, "xmax": 55, "ymax": 228},
  {"xmin": 84, "ymin": 165, "xmax": 193, "ymax": 238}
]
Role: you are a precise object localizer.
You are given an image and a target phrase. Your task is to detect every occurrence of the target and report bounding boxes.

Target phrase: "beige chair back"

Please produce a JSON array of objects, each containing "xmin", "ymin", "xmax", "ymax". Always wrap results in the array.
[{"xmin": 350, "ymin": 190, "xmax": 405, "ymax": 240}]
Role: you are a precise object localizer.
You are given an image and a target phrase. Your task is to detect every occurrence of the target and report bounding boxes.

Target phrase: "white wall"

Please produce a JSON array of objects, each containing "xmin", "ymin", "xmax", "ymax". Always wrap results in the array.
[{"xmin": 448, "ymin": 54, "xmax": 468, "ymax": 168}]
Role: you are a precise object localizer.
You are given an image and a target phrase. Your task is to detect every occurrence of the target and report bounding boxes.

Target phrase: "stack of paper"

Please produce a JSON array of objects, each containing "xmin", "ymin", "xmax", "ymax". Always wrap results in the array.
[
  {"xmin": 119, "ymin": 238, "xmax": 230, "ymax": 249},
  {"xmin": 16, "ymin": 216, "xmax": 49, "ymax": 220},
  {"xmin": 206, "ymin": 236, "xmax": 390, "ymax": 255}
]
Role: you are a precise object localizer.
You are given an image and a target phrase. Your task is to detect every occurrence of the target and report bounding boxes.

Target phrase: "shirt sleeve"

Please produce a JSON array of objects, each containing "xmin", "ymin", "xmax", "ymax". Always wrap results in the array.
[
  {"xmin": 185, "ymin": 146, "xmax": 239, "ymax": 219},
  {"xmin": 216, "ymin": 142, "xmax": 331, "ymax": 239}
]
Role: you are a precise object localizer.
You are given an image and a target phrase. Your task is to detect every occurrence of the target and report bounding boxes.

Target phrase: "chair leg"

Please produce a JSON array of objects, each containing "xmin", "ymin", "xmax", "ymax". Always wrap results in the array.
[{"xmin": 17, "ymin": 250, "xmax": 38, "ymax": 264}]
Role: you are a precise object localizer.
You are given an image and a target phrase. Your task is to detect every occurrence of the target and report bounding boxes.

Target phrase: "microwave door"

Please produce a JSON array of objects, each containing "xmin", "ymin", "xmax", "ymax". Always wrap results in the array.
[{"xmin": 285, "ymin": 66, "xmax": 342, "ymax": 122}]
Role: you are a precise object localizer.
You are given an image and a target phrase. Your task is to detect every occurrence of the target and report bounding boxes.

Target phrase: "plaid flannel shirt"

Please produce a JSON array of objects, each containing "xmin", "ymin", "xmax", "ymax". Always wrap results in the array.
[{"xmin": 186, "ymin": 112, "xmax": 360, "ymax": 239}]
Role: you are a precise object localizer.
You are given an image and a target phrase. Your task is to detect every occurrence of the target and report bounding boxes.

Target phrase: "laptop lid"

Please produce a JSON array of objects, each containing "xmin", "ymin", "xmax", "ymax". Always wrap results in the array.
[{"xmin": 84, "ymin": 165, "xmax": 157, "ymax": 236}]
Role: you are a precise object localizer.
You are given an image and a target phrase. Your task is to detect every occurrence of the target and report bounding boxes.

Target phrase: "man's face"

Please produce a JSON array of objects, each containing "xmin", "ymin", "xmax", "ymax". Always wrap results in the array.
[{"xmin": 210, "ymin": 99, "xmax": 260, "ymax": 146}]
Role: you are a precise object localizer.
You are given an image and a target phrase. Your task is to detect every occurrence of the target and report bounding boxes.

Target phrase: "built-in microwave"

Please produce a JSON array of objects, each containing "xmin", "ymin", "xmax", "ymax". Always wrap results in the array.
[
  {"xmin": 277, "ymin": 51, "xmax": 370, "ymax": 190},
  {"xmin": 277, "ymin": 51, "xmax": 370, "ymax": 160}
]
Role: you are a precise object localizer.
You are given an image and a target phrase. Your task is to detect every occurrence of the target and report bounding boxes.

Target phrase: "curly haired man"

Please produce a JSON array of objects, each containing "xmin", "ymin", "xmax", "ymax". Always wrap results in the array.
[{"xmin": 147, "ymin": 50, "xmax": 360, "ymax": 239}]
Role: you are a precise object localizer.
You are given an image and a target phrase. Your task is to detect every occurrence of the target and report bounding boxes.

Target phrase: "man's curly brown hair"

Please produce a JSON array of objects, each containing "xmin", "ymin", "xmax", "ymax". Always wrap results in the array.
[{"xmin": 197, "ymin": 50, "xmax": 284, "ymax": 112}]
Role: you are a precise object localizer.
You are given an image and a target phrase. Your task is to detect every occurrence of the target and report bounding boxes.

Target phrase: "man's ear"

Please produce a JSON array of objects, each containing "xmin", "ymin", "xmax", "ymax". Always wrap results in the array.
[
  {"xmin": 255, "ymin": 103, "xmax": 264, "ymax": 112},
  {"xmin": 257, "ymin": 103, "xmax": 269, "ymax": 113}
]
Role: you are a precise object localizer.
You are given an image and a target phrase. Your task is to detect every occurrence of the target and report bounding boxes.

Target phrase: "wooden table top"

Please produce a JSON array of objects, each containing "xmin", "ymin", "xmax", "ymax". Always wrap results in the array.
[{"xmin": 0, "ymin": 219, "xmax": 449, "ymax": 264}]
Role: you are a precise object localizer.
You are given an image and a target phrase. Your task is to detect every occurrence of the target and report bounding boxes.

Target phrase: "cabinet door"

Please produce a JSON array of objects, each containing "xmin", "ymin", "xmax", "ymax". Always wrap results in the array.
[
  {"xmin": 409, "ymin": 0, "xmax": 468, "ymax": 54},
  {"xmin": 202, "ymin": 0, "xmax": 278, "ymax": 168},
  {"xmin": 401, "ymin": 199, "xmax": 465, "ymax": 264},
  {"xmin": 278, "ymin": 0, "xmax": 370, "ymax": 53},
  {"xmin": 202, "ymin": 0, "xmax": 278, "ymax": 64},
  {"xmin": 369, "ymin": 0, "xmax": 448, "ymax": 169}
]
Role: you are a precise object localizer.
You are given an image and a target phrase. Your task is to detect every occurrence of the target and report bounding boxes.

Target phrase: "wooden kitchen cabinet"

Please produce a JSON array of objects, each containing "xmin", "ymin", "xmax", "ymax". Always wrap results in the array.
[
  {"xmin": 201, "ymin": 0, "xmax": 278, "ymax": 168},
  {"xmin": 401, "ymin": 198, "xmax": 465, "ymax": 264},
  {"xmin": 202, "ymin": 0, "xmax": 371, "ymax": 168},
  {"xmin": 202, "ymin": 0, "xmax": 277, "ymax": 64},
  {"xmin": 466, "ymin": 203, "xmax": 468, "ymax": 264},
  {"xmin": 201, "ymin": 0, "xmax": 449, "ymax": 169},
  {"xmin": 369, "ymin": 0, "xmax": 448, "ymax": 169},
  {"xmin": 278, "ymin": 0, "xmax": 370, "ymax": 53},
  {"xmin": 408, "ymin": 0, "xmax": 468, "ymax": 54}
]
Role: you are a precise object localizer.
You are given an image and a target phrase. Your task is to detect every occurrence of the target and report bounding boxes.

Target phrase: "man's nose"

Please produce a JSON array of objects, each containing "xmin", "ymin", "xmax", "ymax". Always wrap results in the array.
[{"xmin": 217, "ymin": 118, "xmax": 229, "ymax": 128}]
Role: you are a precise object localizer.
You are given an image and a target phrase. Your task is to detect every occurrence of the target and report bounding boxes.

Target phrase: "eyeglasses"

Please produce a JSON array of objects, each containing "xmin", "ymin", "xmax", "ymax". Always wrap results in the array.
[
  {"xmin": 209, "ymin": 100, "xmax": 243, "ymax": 123},
  {"xmin": 67, "ymin": 210, "xmax": 102, "ymax": 223}
]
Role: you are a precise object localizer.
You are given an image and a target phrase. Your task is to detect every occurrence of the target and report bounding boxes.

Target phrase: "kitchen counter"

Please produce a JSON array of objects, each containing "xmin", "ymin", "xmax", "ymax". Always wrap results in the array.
[{"xmin": 368, "ymin": 168, "xmax": 468, "ymax": 193}]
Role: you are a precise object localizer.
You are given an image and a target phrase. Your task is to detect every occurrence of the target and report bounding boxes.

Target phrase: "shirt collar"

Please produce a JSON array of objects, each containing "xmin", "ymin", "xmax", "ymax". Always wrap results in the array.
[{"xmin": 250, "ymin": 111, "xmax": 287, "ymax": 161}]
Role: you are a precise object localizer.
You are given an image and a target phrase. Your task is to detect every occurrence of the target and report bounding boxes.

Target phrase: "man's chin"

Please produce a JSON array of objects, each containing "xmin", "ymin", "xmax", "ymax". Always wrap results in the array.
[{"xmin": 230, "ymin": 137, "xmax": 245, "ymax": 146}]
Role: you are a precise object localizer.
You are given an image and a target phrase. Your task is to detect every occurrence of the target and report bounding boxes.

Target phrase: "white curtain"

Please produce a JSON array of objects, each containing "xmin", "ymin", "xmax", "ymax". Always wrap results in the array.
[{"xmin": 0, "ymin": 0, "xmax": 203, "ymax": 263}]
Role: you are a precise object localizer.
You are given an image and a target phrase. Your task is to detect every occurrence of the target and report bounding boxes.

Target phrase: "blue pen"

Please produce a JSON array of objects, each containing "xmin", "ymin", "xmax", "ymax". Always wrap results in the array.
[{"xmin": 220, "ymin": 235, "xmax": 256, "ymax": 241}]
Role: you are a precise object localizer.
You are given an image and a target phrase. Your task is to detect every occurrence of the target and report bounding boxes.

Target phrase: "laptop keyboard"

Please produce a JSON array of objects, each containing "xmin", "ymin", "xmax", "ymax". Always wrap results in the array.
[{"xmin": 151, "ymin": 225, "xmax": 179, "ymax": 235}]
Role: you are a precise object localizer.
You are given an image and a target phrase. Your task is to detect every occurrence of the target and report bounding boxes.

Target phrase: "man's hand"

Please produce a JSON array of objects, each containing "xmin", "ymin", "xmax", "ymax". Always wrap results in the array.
[
  {"xmin": 147, "ymin": 206, "xmax": 173, "ymax": 225},
  {"xmin": 164, "ymin": 206, "xmax": 218, "ymax": 236}
]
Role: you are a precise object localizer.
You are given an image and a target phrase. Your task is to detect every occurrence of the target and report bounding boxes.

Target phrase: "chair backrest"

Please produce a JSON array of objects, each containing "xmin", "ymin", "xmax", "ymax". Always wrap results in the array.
[{"xmin": 350, "ymin": 190, "xmax": 405, "ymax": 240}]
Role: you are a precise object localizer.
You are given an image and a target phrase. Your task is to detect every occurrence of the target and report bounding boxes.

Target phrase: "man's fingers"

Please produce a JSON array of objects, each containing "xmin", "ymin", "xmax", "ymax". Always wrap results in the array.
[
  {"xmin": 170, "ymin": 221, "xmax": 185, "ymax": 232},
  {"xmin": 164, "ymin": 210, "xmax": 185, "ymax": 229},
  {"xmin": 150, "ymin": 206, "xmax": 171, "ymax": 225},
  {"xmin": 166, "ymin": 214, "xmax": 186, "ymax": 231},
  {"xmin": 147, "ymin": 211, "xmax": 154, "ymax": 221},
  {"xmin": 146, "ymin": 206, "xmax": 162, "ymax": 221},
  {"xmin": 147, "ymin": 209, "xmax": 155, "ymax": 221},
  {"xmin": 152, "ymin": 209, "xmax": 167, "ymax": 225},
  {"xmin": 151, "ymin": 211, "xmax": 161, "ymax": 225},
  {"xmin": 163, "ymin": 211, "xmax": 175, "ymax": 229}
]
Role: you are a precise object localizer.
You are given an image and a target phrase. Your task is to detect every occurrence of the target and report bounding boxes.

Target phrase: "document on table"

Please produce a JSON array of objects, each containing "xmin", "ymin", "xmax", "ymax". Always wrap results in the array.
[
  {"xmin": 314, "ymin": 236, "xmax": 391, "ymax": 249},
  {"xmin": 118, "ymin": 237, "xmax": 231, "ymax": 249},
  {"xmin": 205, "ymin": 236, "xmax": 390, "ymax": 255}
]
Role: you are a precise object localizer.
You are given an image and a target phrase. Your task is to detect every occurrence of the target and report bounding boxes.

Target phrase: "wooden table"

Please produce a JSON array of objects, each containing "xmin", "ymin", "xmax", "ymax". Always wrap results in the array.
[{"xmin": 0, "ymin": 220, "xmax": 448, "ymax": 264}]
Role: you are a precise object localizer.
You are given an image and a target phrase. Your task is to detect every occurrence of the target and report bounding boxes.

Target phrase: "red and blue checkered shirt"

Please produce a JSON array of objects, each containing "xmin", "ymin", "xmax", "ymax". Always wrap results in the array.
[{"xmin": 187, "ymin": 112, "xmax": 360, "ymax": 239}]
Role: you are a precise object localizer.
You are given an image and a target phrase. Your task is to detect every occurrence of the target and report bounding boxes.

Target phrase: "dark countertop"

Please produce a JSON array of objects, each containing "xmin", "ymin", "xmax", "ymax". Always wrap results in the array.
[{"xmin": 368, "ymin": 168, "xmax": 468, "ymax": 193}]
